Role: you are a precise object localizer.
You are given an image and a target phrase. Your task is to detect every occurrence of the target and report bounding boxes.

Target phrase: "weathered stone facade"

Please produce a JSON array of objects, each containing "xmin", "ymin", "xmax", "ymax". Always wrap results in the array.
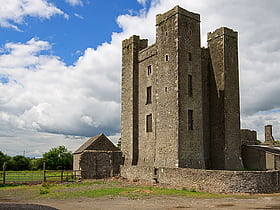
[
  {"xmin": 241, "ymin": 129, "xmax": 257, "ymax": 146},
  {"xmin": 73, "ymin": 134, "xmax": 122, "ymax": 179},
  {"xmin": 121, "ymin": 6, "xmax": 241, "ymax": 170}
]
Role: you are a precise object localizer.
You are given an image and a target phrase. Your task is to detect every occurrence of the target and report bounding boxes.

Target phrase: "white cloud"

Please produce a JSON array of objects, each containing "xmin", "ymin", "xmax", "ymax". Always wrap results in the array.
[
  {"xmin": 0, "ymin": 0, "xmax": 67, "ymax": 30},
  {"xmin": 137, "ymin": 0, "xmax": 148, "ymax": 6},
  {"xmin": 1, "ymin": 0, "xmax": 280, "ymax": 155},
  {"xmin": 74, "ymin": 13, "xmax": 84, "ymax": 19},
  {"xmin": 64, "ymin": 0, "xmax": 83, "ymax": 6}
]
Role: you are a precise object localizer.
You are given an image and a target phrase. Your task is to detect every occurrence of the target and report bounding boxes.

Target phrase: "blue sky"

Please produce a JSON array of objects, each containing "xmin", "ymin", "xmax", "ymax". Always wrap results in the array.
[
  {"xmin": 0, "ymin": 0, "xmax": 146, "ymax": 65},
  {"xmin": 0, "ymin": 0, "xmax": 280, "ymax": 157}
]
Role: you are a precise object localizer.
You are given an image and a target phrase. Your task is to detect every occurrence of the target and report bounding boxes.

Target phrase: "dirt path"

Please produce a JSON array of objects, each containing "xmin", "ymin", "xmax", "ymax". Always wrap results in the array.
[{"xmin": 1, "ymin": 194, "xmax": 280, "ymax": 210}]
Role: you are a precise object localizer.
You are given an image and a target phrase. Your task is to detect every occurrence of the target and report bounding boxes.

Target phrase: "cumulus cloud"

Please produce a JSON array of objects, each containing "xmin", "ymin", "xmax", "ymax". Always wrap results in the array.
[
  {"xmin": 0, "ymin": 0, "xmax": 67, "ymax": 30},
  {"xmin": 0, "ymin": 37, "xmax": 120, "ymax": 138},
  {"xmin": 1, "ymin": 0, "xmax": 280, "ymax": 155}
]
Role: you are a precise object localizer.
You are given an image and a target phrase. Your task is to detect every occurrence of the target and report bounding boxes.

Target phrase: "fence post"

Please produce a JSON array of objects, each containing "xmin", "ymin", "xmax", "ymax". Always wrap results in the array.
[
  {"xmin": 61, "ymin": 169, "xmax": 64, "ymax": 182},
  {"xmin": 3, "ymin": 162, "xmax": 6, "ymax": 184},
  {"xmin": 43, "ymin": 162, "xmax": 46, "ymax": 182}
]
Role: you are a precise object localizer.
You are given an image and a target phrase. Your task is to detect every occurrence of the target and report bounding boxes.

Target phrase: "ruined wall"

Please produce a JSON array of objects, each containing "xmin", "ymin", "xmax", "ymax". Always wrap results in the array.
[
  {"xmin": 241, "ymin": 129, "xmax": 257, "ymax": 145},
  {"xmin": 121, "ymin": 165, "xmax": 280, "ymax": 193},
  {"xmin": 265, "ymin": 125, "xmax": 275, "ymax": 144}
]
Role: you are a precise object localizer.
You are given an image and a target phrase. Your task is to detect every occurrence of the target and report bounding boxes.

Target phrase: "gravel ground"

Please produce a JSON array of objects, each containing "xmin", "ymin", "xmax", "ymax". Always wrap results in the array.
[{"xmin": 1, "ymin": 194, "xmax": 280, "ymax": 210}]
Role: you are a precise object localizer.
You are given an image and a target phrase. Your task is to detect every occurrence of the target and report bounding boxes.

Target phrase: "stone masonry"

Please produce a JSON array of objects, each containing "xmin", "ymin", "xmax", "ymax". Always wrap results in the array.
[{"xmin": 121, "ymin": 5, "xmax": 241, "ymax": 170}]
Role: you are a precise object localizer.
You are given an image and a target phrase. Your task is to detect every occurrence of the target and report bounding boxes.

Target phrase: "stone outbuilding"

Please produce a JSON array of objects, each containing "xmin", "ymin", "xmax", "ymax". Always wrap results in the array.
[{"xmin": 73, "ymin": 134, "xmax": 122, "ymax": 179}]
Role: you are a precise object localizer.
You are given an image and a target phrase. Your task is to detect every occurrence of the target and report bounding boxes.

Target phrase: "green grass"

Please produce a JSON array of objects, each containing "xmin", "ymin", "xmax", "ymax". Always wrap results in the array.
[
  {"xmin": 36, "ymin": 182, "xmax": 243, "ymax": 200},
  {"xmin": 0, "ymin": 170, "xmax": 75, "ymax": 183},
  {"xmin": 0, "ymin": 180, "xmax": 255, "ymax": 201}
]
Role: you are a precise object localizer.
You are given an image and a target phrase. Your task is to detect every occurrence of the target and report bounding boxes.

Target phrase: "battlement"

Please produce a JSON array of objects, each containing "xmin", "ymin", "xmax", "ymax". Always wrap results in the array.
[
  {"xmin": 156, "ymin": 5, "xmax": 200, "ymax": 26},
  {"xmin": 208, "ymin": 27, "xmax": 238, "ymax": 41},
  {"xmin": 122, "ymin": 35, "xmax": 148, "ymax": 50}
]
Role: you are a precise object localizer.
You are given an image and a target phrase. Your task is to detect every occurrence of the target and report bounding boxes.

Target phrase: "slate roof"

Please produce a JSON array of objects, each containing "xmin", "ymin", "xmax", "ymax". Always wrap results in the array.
[
  {"xmin": 74, "ymin": 133, "xmax": 120, "ymax": 154},
  {"xmin": 245, "ymin": 145, "xmax": 280, "ymax": 155}
]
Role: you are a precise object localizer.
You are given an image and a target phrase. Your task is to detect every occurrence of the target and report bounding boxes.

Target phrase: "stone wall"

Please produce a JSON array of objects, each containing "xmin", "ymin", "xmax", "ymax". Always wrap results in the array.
[
  {"xmin": 242, "ymin": 145, "xmax": 266, "ymax": 170},
  {"xmin": 241, "ymin": 129, "xmax": 257, "ymax": 145},
  {"xmin": 121, "ymin": 165, "xmax": 280, "ymax": 193},
  {"xmin": 80, "ymin": 151, "xmax": 122, "ymax": 179},
  {"xmin": 207, "ymin": 27, "xmax": 242, "ymax": 170}
]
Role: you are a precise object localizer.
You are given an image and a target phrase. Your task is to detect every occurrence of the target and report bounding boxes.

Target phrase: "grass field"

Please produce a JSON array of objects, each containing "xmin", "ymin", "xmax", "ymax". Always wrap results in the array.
[
  {"xmin": 0, "ymin": 170, "xmax": 76, "ymax": 183},
  {"xmin": 0, "ymin": 180, "xmax": 243, "ymax": 200}
]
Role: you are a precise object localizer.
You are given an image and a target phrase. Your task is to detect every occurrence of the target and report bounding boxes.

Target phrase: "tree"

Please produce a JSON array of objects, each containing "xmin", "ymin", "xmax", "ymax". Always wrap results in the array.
[
  {"xmin": 0, "ymin": 151, "xmax": 10, "ymax": 170},
  {"xmin": 117, "ymin": 138, "xmax": 121, "ymax": 150},
  {"xmin": 43, "ymin": 146, "xmax": 73, "ymax": 170},
  {"xmin": 30, "ymin": 158, "xmax": 44, "ymax": 170},
  {"xmin": 6, "ymin": 155, "xmax": 31, "ymax": 171}
]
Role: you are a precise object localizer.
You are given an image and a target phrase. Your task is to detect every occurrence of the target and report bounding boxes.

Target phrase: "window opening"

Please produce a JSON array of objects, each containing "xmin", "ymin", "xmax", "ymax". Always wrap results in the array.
[
  {"xmin": 165, "ymin": 54, "xmax": 169, "ymax": 62},
  {"xmin": 146, "ymin": 86, "xmax": 152, "ymax": 104},
  {"xmin": 148, "ymin": 65, "xmax": 152, "ymax": 75},
  {"xmin": 188, "ymin": 75, "xmax": 193, "ymax": 96},
  {"xmin": 146, "ymin": 114, "xmax": 152, "ymax": 132},
  {"xmin": 188, "ymin": 110, "xmax": 193, "ymax": 130},
  {"xmin": 188, "ymin": 52, "xmax": 192, "ymax": 61}
]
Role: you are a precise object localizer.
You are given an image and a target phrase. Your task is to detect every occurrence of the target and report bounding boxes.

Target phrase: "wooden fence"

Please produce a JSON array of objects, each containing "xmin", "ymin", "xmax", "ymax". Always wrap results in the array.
[{"xmin": 0, "ymin": 170, "xmax": 81, "ymax": 184}]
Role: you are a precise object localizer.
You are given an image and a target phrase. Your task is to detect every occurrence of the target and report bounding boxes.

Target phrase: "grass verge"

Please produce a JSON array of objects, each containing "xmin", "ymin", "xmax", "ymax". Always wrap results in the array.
[{"xmin": 0, "ymin": 180, "xmax": 254, "ymax": 201}]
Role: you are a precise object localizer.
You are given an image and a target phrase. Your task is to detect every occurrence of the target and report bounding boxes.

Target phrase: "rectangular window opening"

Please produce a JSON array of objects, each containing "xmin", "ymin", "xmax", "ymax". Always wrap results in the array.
[
  {"xmin": 188, "ymin": 110, "xmax": 193, "ymax": 130},
  {"xmin": 188, "ymin": 75, "xmax": 193, "ymax": 96},
  {"xmin": 146, "ymin": 114, "xmax": 152, "ymax": 132},
  {"xmin": 146, "ymin": 86, "xmax": 152, "ymax": 104},
  {"xmin": 148, "ymin": 65, "xmax": 152, "ymax": 75},
  {"xmin": 165, "ymin": 54, "xmax": 169, "ymax": 62},
  {"xmin": 188, "ymin": 52, "xmax": 192, "ymax": 61}
]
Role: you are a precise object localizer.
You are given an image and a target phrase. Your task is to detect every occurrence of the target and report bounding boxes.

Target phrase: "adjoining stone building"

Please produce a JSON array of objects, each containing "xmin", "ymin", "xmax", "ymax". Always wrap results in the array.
[
  {"xmin": 73, "ymin": 134, "xmax": 122, "ymax": 179},
  {"xmin": 120, "ymin": 6, "xmax": 280, "ymax": 193},
  {"xmin": 242, "ymin": 125, "xmax": 280, "ymax": 170}
]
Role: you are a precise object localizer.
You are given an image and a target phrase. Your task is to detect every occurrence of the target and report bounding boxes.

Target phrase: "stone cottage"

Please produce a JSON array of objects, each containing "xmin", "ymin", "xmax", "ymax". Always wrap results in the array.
[{"xmin": 73, "ymin": 134, "xmax": 122, "ymax": 179}]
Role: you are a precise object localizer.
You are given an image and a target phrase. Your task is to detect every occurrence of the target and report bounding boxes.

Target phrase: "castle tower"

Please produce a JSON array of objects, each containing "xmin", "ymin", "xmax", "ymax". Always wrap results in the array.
[
  {"xmin": 207, "ymin": 28, "xmax": 242, "ymax": 170},
  {"xmin": 121, "ymin": 6, "xmax": 243, "ymax": 173},
  {"xmin": 121, "ymin": 35, "xmax": 148, "ymax": 166},
  {"xmin": 154, "ymin": 6, "xmax": 206, "ymax": 168}
]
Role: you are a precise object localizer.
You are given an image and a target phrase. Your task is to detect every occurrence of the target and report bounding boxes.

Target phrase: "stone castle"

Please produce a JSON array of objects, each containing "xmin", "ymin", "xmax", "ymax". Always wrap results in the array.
[
  {"xmin": 120, "ymin": 6, "xmax": 280, "ymax": 193},
  {"xmin": 121, "ymin": 5, "xmax": 241, "ymax": 170}
]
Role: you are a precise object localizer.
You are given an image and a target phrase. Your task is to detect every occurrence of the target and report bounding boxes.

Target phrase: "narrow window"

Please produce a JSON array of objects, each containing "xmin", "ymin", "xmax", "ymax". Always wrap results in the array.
[
  {"xmin": 165, "ymin": 54, "xmax": 169, "ymax": 62},
  {"xmin": 147, "ymin": 65, "xmax": 152, "ymax": 75},
  {"xmin": 188, "ymin": 52, "xmax": 192, "ymax": 61},
  {"xmin": 188, "ymin": 75, "xmax": 193, "ymax": 96},
  {"xmin": 146, "ymin": 86, "xmax": 152, "ymax": 104},
  {"xmin": 188, "ymin": 110, "xmax": 193, "ymax": 130},
  {"xmin": 146, "ymin": 114, "xmax": 152, "ymax": 132}
]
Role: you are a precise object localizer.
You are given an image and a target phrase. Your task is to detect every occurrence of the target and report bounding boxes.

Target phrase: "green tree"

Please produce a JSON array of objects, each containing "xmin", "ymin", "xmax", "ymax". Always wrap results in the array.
[
  {"xmin": 43, "ymin": 146, "xmax": 73, "ymax": 170},
  {"xmin": 117, "ymin": 138, "xmax": 121, "ymax": 150},
  {"xmin": 6, "ymin": 155, "xmax": 31, "ymax": 171},
  {"xmin": 0, "ymin": 151, "xmax": 10, "ymax": 170},
  {"xmin": 30, "ymin": 158, "xmax": 44, "ymax": 170}
]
